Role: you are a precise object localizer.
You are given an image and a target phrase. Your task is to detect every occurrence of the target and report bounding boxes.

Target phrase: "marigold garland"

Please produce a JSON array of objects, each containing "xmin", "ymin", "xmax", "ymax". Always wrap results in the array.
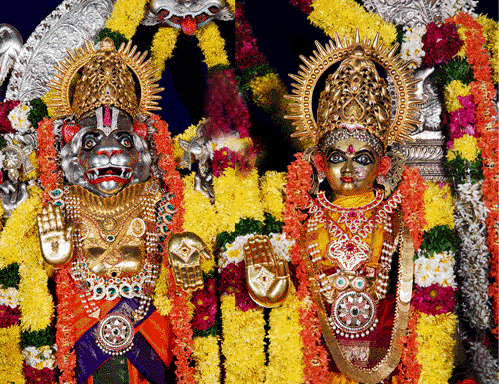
[
  {"xmin": 399, "ymin": 167, "xmax": 427, "ymax": 251},
  {"xmin": 265, "ymin": 289, "xmax": 305, "ymax": 384},
  {"xmin": 283, "ymin": 154, "xmax": 331, "ymax": 383},
  {"xmin": 105, "ymin": 0, "xmax": 148, "ymax": 39},
  {"xmin": 397, "ymin": 307, "xmax": 421, "ymax": 384},
  {"xmin": 422, "ymin": 182, "xmax": 454, "ymax": 231},
  {"xmin": 151, "ymin": 27, "xmax": 180, "ymax": 74},
  {"xmin": 0, "ymin": 325, "xmax": 24, "ymax": 384},
  {"xmin": 36, "ymin": 118, "xmax": 60, "ymax": 199},
  {"xmin": 307, "ymin": 0, "xmax": 397, "ymax": 47},
  {"xmin": 249, "ymin": 73, "xmax": 287, "ymax": 110},
  {"xmin": 259, "ymin": 171, "xmax": 287, "ymax": 221},
  {"xmin": 416, "ymin": 313, "xmax": 458, "ymax": 384},
  {"xmin": 55, "ymin": 265, "xmax": 77, "ymax": 384},
  {"xmin": 195, "ymin": 23, "xmax": 230, "ymax": 69}
]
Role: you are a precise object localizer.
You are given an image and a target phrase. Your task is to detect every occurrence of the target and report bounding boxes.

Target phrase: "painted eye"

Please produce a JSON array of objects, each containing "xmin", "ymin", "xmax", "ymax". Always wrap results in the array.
[
  {"xmin": 84, "ymin": 138, "xmax": 96, "ymax": 149},
  {"xmin": 329, "ymin": 152, "xmax": 345, "ymax": 164},
  {"xmin": 354, "ymin": 154, "xmax": 374, "ymax": 166},
  {"xmin": 118, "ymin": 134, "xmax": 133, "ymax": 149}
]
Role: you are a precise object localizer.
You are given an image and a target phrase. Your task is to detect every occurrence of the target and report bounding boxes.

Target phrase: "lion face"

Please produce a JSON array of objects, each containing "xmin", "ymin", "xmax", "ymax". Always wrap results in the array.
[{"xmin": 60, "ymin": 109, "xmax": 152, "ymax": 196}]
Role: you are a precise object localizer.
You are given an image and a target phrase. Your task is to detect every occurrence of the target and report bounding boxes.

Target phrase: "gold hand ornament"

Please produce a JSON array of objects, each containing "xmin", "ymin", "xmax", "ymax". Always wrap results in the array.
[
  {"xmin": 244, "ymin": 235, "xmax": 290, "ymax": 308},
  {"xmin": 167, "ymin": 232, "xmax": 211, "ymax": 292},
  {"xmin": 37, "ymin": 204, "xmax": 74, "ymax": 267}
]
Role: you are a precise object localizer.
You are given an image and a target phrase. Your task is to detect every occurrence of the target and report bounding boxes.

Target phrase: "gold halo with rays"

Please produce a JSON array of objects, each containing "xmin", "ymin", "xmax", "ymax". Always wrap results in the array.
[
  {"xmin": 47, "ymin": 38, "xmax": 163, "ymax": 120},
  {"xmin": 284, "ymin": 29, "xmax": 422, "ymax": 148}
]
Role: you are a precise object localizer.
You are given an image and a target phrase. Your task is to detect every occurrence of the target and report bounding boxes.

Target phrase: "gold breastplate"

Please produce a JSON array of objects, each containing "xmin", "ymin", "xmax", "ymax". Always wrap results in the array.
[{"xmin": 65, "ymin": 179, "xmax": 163, "ymax": 302}]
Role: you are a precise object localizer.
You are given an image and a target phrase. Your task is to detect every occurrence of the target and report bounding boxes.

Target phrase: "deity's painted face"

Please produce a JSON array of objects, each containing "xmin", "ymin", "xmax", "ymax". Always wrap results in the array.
[
  {"xmin": 60, "ymin": 108, "xmax": 152, "ymax": 196},
  {"xmin": 323, "ymin": 136, "xmax": 380, "ymax": 197}
]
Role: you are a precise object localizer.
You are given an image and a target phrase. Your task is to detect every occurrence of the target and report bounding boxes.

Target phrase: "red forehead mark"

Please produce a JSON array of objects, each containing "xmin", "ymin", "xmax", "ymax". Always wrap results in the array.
[{"xmin": 348, "ymin": 145, "xmax": 354, "ymax": 154}]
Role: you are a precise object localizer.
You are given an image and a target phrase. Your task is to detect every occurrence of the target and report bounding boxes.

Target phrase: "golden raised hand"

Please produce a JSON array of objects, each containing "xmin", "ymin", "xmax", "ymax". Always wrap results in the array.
[
  {"xmin": 243, "ymin": 235, "xmax": 290, "ymax": 308},
  {"xmin": 37, "ymin": 204, "xmax": 74, "ymax": 267},
  {"xmin": 167, "ymin": 232, "xmax": 211, "ymax": 292}
]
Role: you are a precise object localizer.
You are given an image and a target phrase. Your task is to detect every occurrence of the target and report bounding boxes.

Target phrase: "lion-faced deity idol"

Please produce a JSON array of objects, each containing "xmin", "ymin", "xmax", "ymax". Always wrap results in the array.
[
  {"xmin": 284, "ymin": 31, "xmax": 421, "ymax": 383},
  {"xmin": 36, "ymin": 37, "xmax": 209, "ymax": 383}
]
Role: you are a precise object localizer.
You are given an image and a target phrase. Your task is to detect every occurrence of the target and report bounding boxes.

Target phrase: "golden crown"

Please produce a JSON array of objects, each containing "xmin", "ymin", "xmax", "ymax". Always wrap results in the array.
[
  {"xmin": 285, "ymin": 30, "xmax": 422, "ymax": 150},
  {"xmin": 48, "ymin": 38, "xmax": 163, "ymax": 120}
]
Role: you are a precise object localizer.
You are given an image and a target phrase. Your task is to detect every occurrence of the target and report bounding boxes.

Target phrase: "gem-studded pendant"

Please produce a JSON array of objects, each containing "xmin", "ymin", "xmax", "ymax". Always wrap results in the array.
[
  {"xmin": 330, "ymin": 291, "xmax": 378, "ymax": 338},
  {"xmin": 96, "ymin": 312, "xmax": 135, "ymax": 355}
]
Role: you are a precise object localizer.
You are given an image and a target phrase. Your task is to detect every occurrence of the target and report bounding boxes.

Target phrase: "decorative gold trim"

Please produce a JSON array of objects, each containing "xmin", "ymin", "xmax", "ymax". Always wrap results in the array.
[
  {"xmin": 301, "ymin": 211, "xmax": 414, "ymax": 383},
  {"xmin": 71, "ymin": 178, "xmax": 160, "ymax": 216},
  {"xmin": 48, "ymin": 38, "xmax": 163, "ymax": 119},
  {"xmin": 284, "ymin": 29, "xmax": 421, "ymax": 147}
]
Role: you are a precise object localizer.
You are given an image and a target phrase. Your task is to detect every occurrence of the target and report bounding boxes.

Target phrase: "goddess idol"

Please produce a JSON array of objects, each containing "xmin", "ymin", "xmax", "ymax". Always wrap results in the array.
[{"xmin": 283, "ymin": 31, "xmax": 421, "ymax": 382}]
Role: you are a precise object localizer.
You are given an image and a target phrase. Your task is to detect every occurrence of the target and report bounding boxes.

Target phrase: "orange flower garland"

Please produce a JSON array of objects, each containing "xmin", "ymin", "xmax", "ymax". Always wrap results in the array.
[
  {"xmin": 399, "ymin": 167, "xmax": 428, "ymax": 251},
  {"xmin": 283, "ymin": 154, "xmax": 331, "ymax": 383},
  {"xmin": 151, "ymin": 114, "xmax": 196, "ymax": 383},
  {"xmin": 449, "ymin": 12, "xmax": 499, "ymax": 334},
  {"xmin": 37, "ymin": 118, "xmax": 61, "ymax": 201},
  {"xmin": 55, "ymin": 265, "xmax": 78, "ymax": 384},
  {"xmin": 397, "ymin": 306, "xmax": 422, "ymax": 384}
]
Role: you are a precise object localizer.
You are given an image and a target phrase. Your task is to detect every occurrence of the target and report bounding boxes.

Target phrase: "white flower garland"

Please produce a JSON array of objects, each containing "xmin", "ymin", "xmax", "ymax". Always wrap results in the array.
[
  {"xmin": 439, "ymin": 0, "xmax": 478, "ymax": 19},
  {"xmin": 468, "ymin": 340, "xmax": 498, "ymax": 384},
  {"xmin": 219, "ymin": 233, "xmax": 294, "ymax": 269},
  {"xmin": 400, "ymin": 25, "xmax": 426, "ymax": 68},
  {"xmin": 454, "ymin": 179, "xmax": 493, "ymax": 330},
  {"xmin": 414, "ymin": 250, "xmax": 456, "ymax": 288},
  {"xmin": 0, "ymin": 287, "xmax": 20, "ymax": 308},
  {"xmin": 22, "ymin": 344, "xmax": 57, "ymax": 370},
  {"xmin": 7, "ymin": 104, "xmax": 33, "ymax": 134}
]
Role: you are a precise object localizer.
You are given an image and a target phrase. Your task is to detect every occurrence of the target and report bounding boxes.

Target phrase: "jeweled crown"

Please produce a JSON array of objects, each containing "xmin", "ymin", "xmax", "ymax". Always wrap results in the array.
[
  {"xmin": 48, "ymin": 37, "xmax": 163, "ymax": 120},
  {"xmin": 317, "ymin": 46, "xmax": 392, "ymax": 147},
  {"xmin": 285, "ymin": 30, "xmax": 422, "ymax": 150}
]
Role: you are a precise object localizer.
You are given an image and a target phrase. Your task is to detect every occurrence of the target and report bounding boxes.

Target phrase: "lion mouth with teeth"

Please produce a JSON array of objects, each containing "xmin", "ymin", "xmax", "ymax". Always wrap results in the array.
[
  {"xmin": 60, "ymin": 111, "xmax": 152, "ymax": 196},
  {"xmin": 84, "ymin": 166, "xmax": 134, "ymax": 185}
]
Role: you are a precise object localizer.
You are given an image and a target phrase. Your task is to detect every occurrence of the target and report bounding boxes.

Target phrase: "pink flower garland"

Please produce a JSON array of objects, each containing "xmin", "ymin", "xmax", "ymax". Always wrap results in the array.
[
  {"xmin": 204, "ymin": 68, "xmax": 250, "ymax": 139},
  {"xmin": 235, "ymin": 4, "xmax": 267, "ymax": 70},
  {"xmin": 421, "ymin": 22, "xmax": 463, "ymax": 68}
]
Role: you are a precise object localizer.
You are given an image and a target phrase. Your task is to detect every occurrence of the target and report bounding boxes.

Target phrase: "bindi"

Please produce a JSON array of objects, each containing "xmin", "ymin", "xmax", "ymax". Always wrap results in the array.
[{"xmin": 348, "ymin": 145, "xmax": 354, "ymax": 154}]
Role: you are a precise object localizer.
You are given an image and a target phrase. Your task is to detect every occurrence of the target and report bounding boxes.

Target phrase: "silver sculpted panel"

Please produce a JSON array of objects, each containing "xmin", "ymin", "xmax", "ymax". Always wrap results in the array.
[{"xmin": 6, "ymin": 0, "xmax": 114, "ymax": 102}]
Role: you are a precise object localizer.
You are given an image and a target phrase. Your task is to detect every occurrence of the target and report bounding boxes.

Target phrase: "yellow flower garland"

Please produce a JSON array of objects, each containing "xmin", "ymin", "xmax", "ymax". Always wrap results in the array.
[
  {"xmin": 249, "ymin": 73, "xmax": 287, "ymax": 110},
  {"xmin": 416, "ymin": 313, "xmax": 458, "ymax": 384},
  {"xmin": 423, "ymin": 182, "xmax": 454, "ymax": 231},
  {"xmin": 213, "ymin": 168, "xmax": 265, "ymax": 233},
  {"xmin": 182, "ymin": 172, "xmax": 218, "ymax": 273},
  {"xmin": 443, "ymin": 80, "xmax": 471, "ymax": 112},
  {"xmin": 221, "ymin": 295, "xmax": 266, "ymax": 384},
  {"xmin": 226, "ymin": 0, "xmax": 235, "ymax": 13},
  {"xmin": 105, "ymin": 0, "xmax": 149, "ymax": 39},
  {"xmin": 195, "ymin": 23, "xmax": 230, "ymax": 68},
  {"xmin": 151, "ymin": 27, "xmax": 181, "ymax": 74},
  {"xmin": 265, "ymin": 289, "xmax": 305, "ymax": 384},
  {"xmin": 0, "ymin": 325, "xmax": 24, "ymax": 384},
  {"xmin": 260, "ymin": 171, "xmax": 286, "ymax": 221},
  {"xmin": 0, "ymin": 185, "xmax": 53, "ymax": 332},
  {"xmin": 447, "ymin": 134, "xmax": 481, "ymax": 163},
  {"xmin": 308, "ymin": 0, "xmax": 397, "ymax": 46},
  {"xmin": 193, "ymin": 335, "xmax": 221, "ymax": 384}
]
